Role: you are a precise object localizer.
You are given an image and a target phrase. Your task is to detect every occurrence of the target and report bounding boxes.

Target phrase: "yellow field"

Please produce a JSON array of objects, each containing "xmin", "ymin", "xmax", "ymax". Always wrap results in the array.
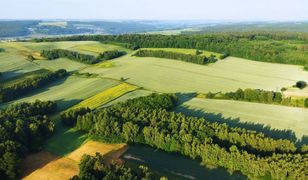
[
  {"xmin": 72, "ymin": 83, "xmax": 139, "ymax": 109},
  {"xmin": 67, "ymin": 141, "xmax": 126, "ymax": 162},
  {"xmin": 22, "ymin": 141, "xmax": 126, "ymax": 180},
  {"xmin": 39, "ymin": 21, "xmax": 68, "ymax": 27}
]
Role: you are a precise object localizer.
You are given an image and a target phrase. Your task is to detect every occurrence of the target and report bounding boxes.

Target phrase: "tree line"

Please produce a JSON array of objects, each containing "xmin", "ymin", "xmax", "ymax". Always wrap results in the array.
[
  {"xmin": 205, "ymin": 88, "xmax": 308, "ymax": 108},
  {"xmin": 133, "ymin": 49, "xmax": 217, "ymax": 65},
  {"xmin": 72, "ymin": 153, "xmax": 160, "ymax": 180},
  {"xmin": 33, "ymin": 33, "xmax": 308, "ymax": 66},
  {"xmin": 41, "ymin": 49, "xmax": 124, "ymax": 64},
  {"xmin": 0, "ymin": 100, "xmax": 56, "ymax": 179},
  {"xmin": 0, "ymin": 69, "xmax": 67, "ymax": 103},
  {"xmin": 62, "ymin": 93, "xmax": 308, "ymax": 179}
]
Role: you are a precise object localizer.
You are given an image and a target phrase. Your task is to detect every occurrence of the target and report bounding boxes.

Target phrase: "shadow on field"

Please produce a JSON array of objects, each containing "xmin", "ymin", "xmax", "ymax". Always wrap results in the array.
[
  {"xmin": 175, "ymin": 92, "xmax": 197, "ymax": 105},
  {"xmin": 298, "ymin": 135, "xmax": 308, "ymax": 147},
  {"xmin": 55, "ymin": 99, "xmax": 82, "ymax": 111},
  {"xmin": 175, "ymin": 105, "xmax": 298, "ymax": 143},
  {"xmin": 0, "ymin": 69, "xmax": 24, "ymax": 82},
  {"xmin": 21, "ymin": 151, "xmax": 60, "ymax": 178},
  {"xmin": 17, "ymin": 76, "xmax": 70, "ymax": 98}
]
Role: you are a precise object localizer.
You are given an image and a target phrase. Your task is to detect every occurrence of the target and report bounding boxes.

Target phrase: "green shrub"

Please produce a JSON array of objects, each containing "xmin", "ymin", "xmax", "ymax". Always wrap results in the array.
[
  {"xmin": 305, "ymin": 98, "xmax": 308, "ymax": 108},
  {"xmin": 296, "ymin": 81, "xmax": 307, "ymax": 89}
]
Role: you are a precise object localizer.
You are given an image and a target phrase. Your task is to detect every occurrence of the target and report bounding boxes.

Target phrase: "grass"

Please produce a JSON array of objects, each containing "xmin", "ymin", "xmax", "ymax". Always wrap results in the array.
[
  {"xmin": 72, "ymin": 83, "xmax": 139, "ymax": 110},
  {"xmin": 81, "ymin": 55, "xmax": 308, "ymax": 94},
  {"xmin": 141, "ymin": 48, "xmax": 222, "ymax": 58},
  {"xmin": 0, "ymin": 69, "xmax": 51, "ymax": 87},
  {"xmin": 70, "ymin": 42, "xmax": 131, "ymax": 56},
  {"xmin": 102, "ymin": 89, "xmax": 152, "ymax": 107},
  {"xmin": 9, "ymin": 76, "xmax": 120, "ymax": 110},
  {"xmin": 175, "ymin": 97, "xmax": 308, "ymax": 139}
]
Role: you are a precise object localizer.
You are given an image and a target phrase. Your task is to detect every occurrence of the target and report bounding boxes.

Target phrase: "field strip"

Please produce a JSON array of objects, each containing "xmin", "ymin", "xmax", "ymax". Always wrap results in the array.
[
  {"xmin": 72, "ymin": 83, "xmax": 139, "ymax": 109},
  {"xmin": 22, "ymin": 141, "xmax": 127, "ymax": 180},
  {"xmin": 176, "ymin": 97, "xmax": 308, "ymax": 139}
]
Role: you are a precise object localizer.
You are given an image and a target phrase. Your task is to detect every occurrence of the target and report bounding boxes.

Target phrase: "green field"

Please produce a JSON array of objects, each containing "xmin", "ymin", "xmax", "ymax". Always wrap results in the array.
[
  {"xmin": 81, "ymin": 55, "xmax": 308, "ymax": 93},
  {"xmin": 0, "ymin": 69, "xmax": 51, "ymax": 87},
  {"xmin": 7, "ymin": 76, "xmax": 120, "ymax": 110},
  {"xmin": 141, "ymin": 48, "xmax": 222, "ymax": 58},
  {"xmin": 1, "ymin": 41, "xmax": 308, "ymax": 139},
  {"xmin": 175, "ymin": 97, "xmax": 308, "ymax": 139},
  {"xmin": 0, "ymin": 41, "xmax": 129, "ymax": 76}
]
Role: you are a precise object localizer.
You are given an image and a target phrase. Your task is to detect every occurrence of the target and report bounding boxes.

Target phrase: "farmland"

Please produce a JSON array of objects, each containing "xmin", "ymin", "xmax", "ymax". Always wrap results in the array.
[
  {"xmin": 22, "ymin": 141, "xmax": 126, "ymax": 180},
  {"xmin": 1, "ymin": 38, "xmax": 308, "ymax": 179},
  {"xmin": 81, "ymin": 55, "xmax": 308, "ymax": 93},
  {"xmin": 72, "ymin": 83, "xmax": 139, "ymax": 110},
  {"xmin": 7, "ymin": 76, "xmax": 120, "ymax": 110},
  {"xmin": 175, "ymin": 97, "xmax": 308, "ymax": 139},
  {"xmin": 140, "ymin": 48, "xmax": 222, "ymax": 58}
]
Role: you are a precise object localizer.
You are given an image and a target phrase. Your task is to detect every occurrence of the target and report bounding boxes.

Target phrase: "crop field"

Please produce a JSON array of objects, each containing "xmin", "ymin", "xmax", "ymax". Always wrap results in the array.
[
  {"xmin": 69, "ymin": 43, "xmax": 131, "ymax": 56},
  {"xmin": 175, "ymin": 98, "xmax": 308, "ymax": 139},
  {"xmin": 102, "ymin": 89, "xmax": 152, "ymax": 107},
  {"xmin": 81, "ymin": 55, "xmax": 308, "ymax": 93},
  {"xmin": 0, "ymin": 41, "xmax": 128, "ymax": 67},
  {"xmin": 141, "ymin": 48, "xmax": 222, "ymax": 58},
  {"xmin": 1, "ymin": 69, "xmax": 51, "ymax": 88},
  {"xmin": 39, "ymin": 21, "xmax": 68, "ymax": 27},
  {"xmin": 9, "ymin": 76, "xmax": 120, "ymax": 110},
  {"xmin": 72, "ymin": 83, "xmax": 139, "ymax": 110},
  {"xmin": 23, "ymin": 141, "xmax": 125, "ymax": 180}
]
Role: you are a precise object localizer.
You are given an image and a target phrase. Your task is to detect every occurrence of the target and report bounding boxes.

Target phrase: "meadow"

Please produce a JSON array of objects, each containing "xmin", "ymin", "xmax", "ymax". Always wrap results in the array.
[
  {"xmin": 8, "ymin": 76, "xmax": 119, "ymax": 110},
  {"xmin": 81, "ymin": 55, "xmax": 308, "ymax": 93}
]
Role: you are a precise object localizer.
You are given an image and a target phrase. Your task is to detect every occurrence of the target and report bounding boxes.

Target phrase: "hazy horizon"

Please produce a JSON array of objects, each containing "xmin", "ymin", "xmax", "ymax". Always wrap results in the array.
[{"xmin": 0, "ymin": 0, "xmax": 307, "ymax": 21}]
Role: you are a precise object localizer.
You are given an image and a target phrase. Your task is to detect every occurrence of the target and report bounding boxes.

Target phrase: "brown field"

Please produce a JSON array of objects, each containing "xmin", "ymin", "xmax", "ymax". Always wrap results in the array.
[
  {"xmin": 67, "ymin": 141, "xmax": 126, "ymax": 162},
  {"xmin": 22, "ymin": 141, "xmax": 127, "ymax": 180}
]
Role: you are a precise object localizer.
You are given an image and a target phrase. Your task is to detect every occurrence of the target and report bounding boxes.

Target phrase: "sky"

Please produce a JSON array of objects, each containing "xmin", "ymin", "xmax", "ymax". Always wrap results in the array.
[{"xmin": 0, "ymin": 0, "xmax": 307, "ymax": 21}]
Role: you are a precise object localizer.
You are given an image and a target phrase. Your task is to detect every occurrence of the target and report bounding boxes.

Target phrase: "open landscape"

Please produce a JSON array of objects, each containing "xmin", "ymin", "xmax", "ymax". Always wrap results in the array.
[{"xmin": 0, "ymin": 1, "xmax": 308, "ymax": 180}]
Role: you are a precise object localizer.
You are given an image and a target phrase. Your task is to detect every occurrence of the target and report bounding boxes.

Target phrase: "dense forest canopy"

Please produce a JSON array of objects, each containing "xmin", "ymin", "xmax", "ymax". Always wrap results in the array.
[
  {"xmin": 0, "ymin": 100, "xmax": 57, "ymax": 179},
  {"xmin": 62, "ymin": 94, "xmax": 308, "ymax": 179},
  {"xmin": 41, "ymin": 49, "xmax": 124, "ymax": 64},
  {"xmin": 133, "ymin": 49, "xmax": 218, "ymax": 65}
]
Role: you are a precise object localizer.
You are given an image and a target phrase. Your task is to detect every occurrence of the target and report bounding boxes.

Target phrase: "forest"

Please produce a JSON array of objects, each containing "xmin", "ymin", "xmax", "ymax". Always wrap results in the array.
[
  {"xmin": 0, "ymin": 69, "xmax": 68, "ymax": 103},
  {"xmin": 62, "ymin": 94, "xmax": 308, "ymax": 179},
  {"xmin": 34, "ymin": 32, "xmax": 308, "ymax": 67},
  {"xmin": 72, "ymin": 153, "xmax": 160, "ymax": 180},
  {"xmin": 133, "ymin": 49, "xmax": 217, "ymax": 65},
  {"xmin": 0, "ymin": 100, "xmax": 57, "ymax": 179},
  {"xmin": 41, "ymin": 49, "xmax": 124, "ymax": 64}
]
